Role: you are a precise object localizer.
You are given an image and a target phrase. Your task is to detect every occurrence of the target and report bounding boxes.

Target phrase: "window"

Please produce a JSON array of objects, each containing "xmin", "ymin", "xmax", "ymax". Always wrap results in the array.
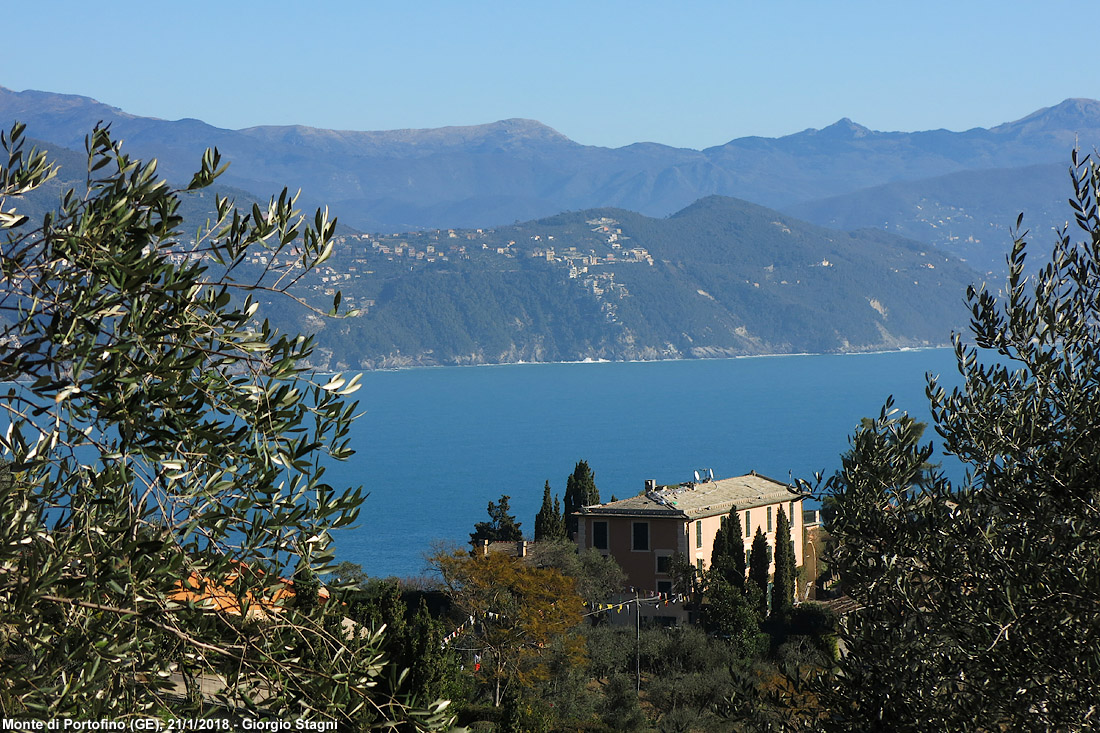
[
  {"xmin": 632, "ymin": 521, "xmax": 649, "ymax": 551},
  {"xmin": 767, "ymin": 506, "xmax": 773, "ymax": 532},
  {"xmin": 790, "ymin": 500, "xmax": 796, "ymax": 523},
  {"xmin": 592, "ymin": 521, "xmax": 608, "ymax": 550},
  {"xmin": 656, "ymin": 554, "xmax": 672, "ymax": 575},
  {"xmin": 696, "ymin": 558, "xmax": 704, "ymax": 572},
  {"xmin": 696, "ymin": 520, "xmax": 703, "ymax": 548},
  {"xmin": 657, "ymin": 580, "xmax": 673, "ymax": 595},
  {"xmin": 744, "ymin": 510, "xmax": 751, "ymax": 538}
]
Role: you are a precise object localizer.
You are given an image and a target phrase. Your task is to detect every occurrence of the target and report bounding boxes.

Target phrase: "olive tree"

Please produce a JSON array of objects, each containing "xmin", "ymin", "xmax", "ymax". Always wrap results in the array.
[
  {"xmin": 760, "ymin": 151, "xmax": 1100, "ymax": 731},
  {"xmin": 0, "ymin": 124, "xmax": 452, "ymax": 728}
]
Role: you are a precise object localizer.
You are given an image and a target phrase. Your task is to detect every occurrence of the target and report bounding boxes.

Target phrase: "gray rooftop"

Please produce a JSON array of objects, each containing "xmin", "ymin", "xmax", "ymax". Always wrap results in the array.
[{"xmin": 578, "ymin": 472, "xmax": 797, "ymax": 520}]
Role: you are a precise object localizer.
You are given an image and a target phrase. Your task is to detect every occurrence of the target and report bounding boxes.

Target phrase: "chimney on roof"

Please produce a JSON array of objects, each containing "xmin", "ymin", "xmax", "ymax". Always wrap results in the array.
[
  {"xmin": 517, "ymin": 540, "xmax": 528, "ymax": 558},
  {"xmin": 480, "ymin": 539, "xmax": 490, "ymax": 556},
  {"xmin": 645, "ymin": 479, "xmax": 656, "ymax": 492}
]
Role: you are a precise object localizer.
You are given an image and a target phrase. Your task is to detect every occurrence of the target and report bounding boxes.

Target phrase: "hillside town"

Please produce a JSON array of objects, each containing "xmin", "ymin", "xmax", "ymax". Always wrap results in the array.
[{"xmin": 238, "ymin": 217, "xmax": 655, "ymax": 321}]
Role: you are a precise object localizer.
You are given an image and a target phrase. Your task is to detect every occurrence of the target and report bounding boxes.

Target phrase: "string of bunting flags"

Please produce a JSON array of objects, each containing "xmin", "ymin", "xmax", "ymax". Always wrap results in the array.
[
  {"xmin": 440, "ymin": 611, "xmax": 508, "ymax": 647},
  {"xmin": 440, "ymin": 588, "xmax": 687, "ymax": 645},
  {"xmin": 583, "ymin": 589, "xmax": 687, "ymax": 617},
  {"xmin": 441, "ymin": 615, "xmax": 475, "ymax": 647}
]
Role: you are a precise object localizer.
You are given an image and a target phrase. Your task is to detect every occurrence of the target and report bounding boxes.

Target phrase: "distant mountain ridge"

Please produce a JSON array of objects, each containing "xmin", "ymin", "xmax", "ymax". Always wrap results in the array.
[
  {"xmin": 291, "ymin": 196, "xmax": 978, "ymax": 369},
  {"xmin": 6, "ymin": 86, "xmax": 1095, "ymax": 369},
  {"xmin": 0, "ymin": 113, "xmax": 985, "ymax": 368},
  {"xmin": 787, "ymin": 162, "xmax": 1072, "ymax": 275},
  {"xmin": 2, "ymin": 86, "xmax": 1097, "ymax": 237}
]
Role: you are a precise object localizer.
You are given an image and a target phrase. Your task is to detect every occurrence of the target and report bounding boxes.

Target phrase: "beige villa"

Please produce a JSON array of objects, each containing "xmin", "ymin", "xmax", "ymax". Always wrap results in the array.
[{"xmin": 574, "ymin": 471, "xmax": 803, "ymax": 605}]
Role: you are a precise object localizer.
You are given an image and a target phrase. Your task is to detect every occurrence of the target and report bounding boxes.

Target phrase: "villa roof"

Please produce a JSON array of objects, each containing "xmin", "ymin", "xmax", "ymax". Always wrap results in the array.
[
  {"xmin": 171, "ymin": 566, "xmax": 330, "ymax": 619},
  {"xmin": 577, "ymin": 472, "xmax": 797, "ymax": 520}
]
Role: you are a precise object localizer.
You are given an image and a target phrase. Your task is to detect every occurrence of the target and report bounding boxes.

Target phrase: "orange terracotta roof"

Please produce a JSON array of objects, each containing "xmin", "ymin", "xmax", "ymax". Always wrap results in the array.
[{"xmin": 171, "ymin": 568, "xmax": 330, "ymax": 619}]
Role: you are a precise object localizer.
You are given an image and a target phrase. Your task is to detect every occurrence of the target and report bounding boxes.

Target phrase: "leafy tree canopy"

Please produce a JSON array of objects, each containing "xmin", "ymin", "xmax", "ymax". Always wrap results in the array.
[
  {"xmin": 527, "ymin": 537, "xmax": 625, "ymax": 608},
  {"xmin": 470, "ymin": 493, "xmax": 523, "ymax": 545},
  {"xmin": 767, "ymin": 152, "xmax": 1100, "ymax": 731},
  {"xmin": 0, "ymin": 124, "xmax": 451, "ymax": 728},
  {"xmin": 533, "ymin": 480, "xmax": 565, "ymax": 542},
  {"xmin": 431, "ymin": 550, "xmax": 585, "ymax": 707},
  {"xmin": 563, "ymin": 460, "xmax": 599, "ymax": 538}
]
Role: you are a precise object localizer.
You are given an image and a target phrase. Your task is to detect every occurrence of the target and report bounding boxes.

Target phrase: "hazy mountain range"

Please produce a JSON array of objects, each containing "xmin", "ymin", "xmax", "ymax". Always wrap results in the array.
[
  {"xmin": 2, "ymin": 86, "xmax": 1095, "ymax": 366},
  {"xmin": 2, "ymin": 86, "xmax": 1096, "ymax": 273}
]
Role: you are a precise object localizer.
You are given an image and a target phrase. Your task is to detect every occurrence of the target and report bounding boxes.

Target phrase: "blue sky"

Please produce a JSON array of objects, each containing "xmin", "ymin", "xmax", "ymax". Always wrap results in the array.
[{"xmin": 8, "ymin": 1, "xmax": 1099, "ymax": 149}]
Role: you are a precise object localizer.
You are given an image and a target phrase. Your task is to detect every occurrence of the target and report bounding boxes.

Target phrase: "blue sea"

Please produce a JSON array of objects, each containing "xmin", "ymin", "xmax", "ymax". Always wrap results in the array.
[{"xmin": 326, "ymin": 348, "xmax": 967, "ymax": 578}]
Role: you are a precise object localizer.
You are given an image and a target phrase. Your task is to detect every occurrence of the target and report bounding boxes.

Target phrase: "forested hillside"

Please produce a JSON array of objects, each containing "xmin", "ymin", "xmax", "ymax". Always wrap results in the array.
[
  {"xmin": 788, "ymin": 162, "xmax": 1069, "ymax": 274},
  {"xmin": 279, "ymin": 197, "xmax": 977, "ymax": 368}
]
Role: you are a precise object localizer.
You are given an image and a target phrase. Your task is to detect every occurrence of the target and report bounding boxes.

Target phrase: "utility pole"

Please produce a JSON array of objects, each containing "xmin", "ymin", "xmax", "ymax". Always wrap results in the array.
[
  {"xmin": 582, "ymin": 591, "xmax": 652, "ymax": 695},
  {"xmin": 635, "ymin": 588, "xmax": 641, "ymax": 693}
]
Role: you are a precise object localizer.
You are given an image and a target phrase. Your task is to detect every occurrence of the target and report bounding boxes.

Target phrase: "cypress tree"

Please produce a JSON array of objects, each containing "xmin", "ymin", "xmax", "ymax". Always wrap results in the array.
[
  {"xmin": 403, "ymin": 599, "xmax": 452, "ymax": 704},
  {"xmin": 710, "ymin": 515, "xmax": 734, "ymax": 589},
  {"xmin": 552, "ymin": 495, "xmax": 564, "ymax": 538},
  {"xmin": 748, "ymin": 528, "xmax": 771, "ymax": 619},
  {"xmin": 713, "ymin": 516, "xmax": 728, "ymax": 561},
  {"xmin": 770, "ymin": 506, "xmax": 795, "ymax": 624},
  {"xmin": 731, "ymin": 513, "xmax": 747, "ymax": 589},
  {"xmin": 563, "ymin": 460, "xmax": 599, "ymax": 538},
  {"xmin": 709, "ymin": 505, "xmax": 746, "ymax": 590},
  {"xmin": 535, "ymin": 481, "xmax": 565, "ymax": 541}
]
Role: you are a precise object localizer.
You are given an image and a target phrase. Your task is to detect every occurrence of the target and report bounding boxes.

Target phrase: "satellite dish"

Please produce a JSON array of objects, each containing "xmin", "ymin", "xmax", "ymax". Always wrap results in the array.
[{"xmin": 693, "ymin": 470, "xmax": 701, "ymax": 482}]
